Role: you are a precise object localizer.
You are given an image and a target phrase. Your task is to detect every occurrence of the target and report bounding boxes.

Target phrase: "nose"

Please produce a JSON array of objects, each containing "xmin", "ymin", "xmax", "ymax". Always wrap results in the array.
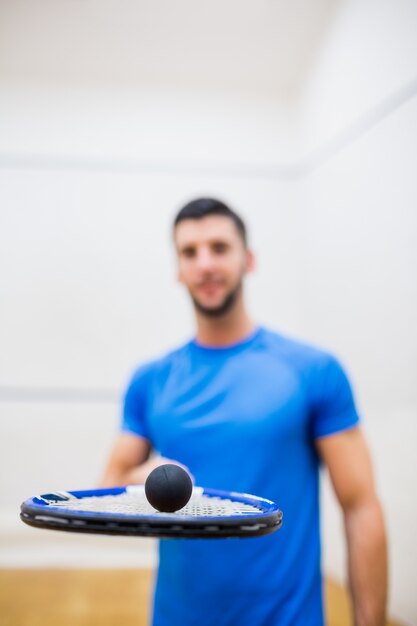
[{"xmin": 195, "ymin": 247, "xmax": 215, "ymax": 272}]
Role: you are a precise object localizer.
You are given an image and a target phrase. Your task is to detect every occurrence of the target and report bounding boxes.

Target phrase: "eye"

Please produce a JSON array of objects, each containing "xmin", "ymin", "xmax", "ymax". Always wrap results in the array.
[
  {"xmin": 181, "ymin": 247, "xmax": 196, "ymax": 258},
  {"xmin": 212, "ymin": 242, "xmax": 228, "ymax": 254}
]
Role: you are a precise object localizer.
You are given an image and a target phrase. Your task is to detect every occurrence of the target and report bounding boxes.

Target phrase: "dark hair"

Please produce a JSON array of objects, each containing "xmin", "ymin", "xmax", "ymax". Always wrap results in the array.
[{"xmin": 173, "ymin": 198, "xmax": 247, "ymax": 245}]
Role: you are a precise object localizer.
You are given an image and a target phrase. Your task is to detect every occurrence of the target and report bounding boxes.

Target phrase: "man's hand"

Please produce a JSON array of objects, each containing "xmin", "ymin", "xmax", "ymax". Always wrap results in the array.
[
  {"xmin": 100, "ymin": 432, "xmax": 193, "ymax": 487},
  {"xmin": 123, "ymin": 454, "xmax": 194, "ymax": 486}
]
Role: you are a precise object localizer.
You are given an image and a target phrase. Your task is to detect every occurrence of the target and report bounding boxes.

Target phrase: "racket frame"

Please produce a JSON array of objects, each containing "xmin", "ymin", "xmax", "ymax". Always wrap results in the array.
[{"xmin": 20, "ymin": 485, "xmax": 282, "ymax": 539}]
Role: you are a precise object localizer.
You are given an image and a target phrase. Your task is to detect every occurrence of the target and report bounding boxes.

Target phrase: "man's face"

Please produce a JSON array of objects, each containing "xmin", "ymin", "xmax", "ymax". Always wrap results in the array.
[{"xmin": 174, "ymin": 215, "xmax": 254, "ymax": 317}]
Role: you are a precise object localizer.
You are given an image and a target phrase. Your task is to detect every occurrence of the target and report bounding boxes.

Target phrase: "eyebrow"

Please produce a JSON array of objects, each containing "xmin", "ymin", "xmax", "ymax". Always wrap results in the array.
[{"xmin": 178, "ymin": 237, "xmax": 231, "ymax": 248}]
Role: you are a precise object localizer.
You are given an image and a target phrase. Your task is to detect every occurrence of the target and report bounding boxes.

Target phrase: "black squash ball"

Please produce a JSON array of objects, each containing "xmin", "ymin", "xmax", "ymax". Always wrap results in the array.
[{"xmin": 145, "ymin": 463, "xmax": 193, "ymax": 513}]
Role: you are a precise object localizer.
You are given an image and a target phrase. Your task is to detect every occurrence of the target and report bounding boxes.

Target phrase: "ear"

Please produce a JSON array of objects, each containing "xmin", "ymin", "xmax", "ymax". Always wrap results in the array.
[{"xmin": 245, "ymin": 248, "xmax": 255, "ymax": 274}]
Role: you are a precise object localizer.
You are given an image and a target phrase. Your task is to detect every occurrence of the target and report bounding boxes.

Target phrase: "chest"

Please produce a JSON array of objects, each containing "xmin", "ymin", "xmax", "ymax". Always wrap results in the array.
[{"xmin": 146, "ymin": 352, "xmax": 309, "ymax": 455}]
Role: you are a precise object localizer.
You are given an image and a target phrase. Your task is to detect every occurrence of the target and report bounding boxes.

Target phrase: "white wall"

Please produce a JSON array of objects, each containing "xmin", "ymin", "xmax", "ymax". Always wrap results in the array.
[
  {"xmin": 297, "ymin": 2, "xmax": 417, "ymax": 623},
  {"xmin": 299, "ymin": 0, "xmax": 417, "ymax": 156},
  {"xmin": 302, "ymin": 96, "xmax": 417, "ymax": 625},
  {"xmin": 0, "ymin": 85, "xmax": 303, "ymax": 573},
  {"xmin": 0, "ymin": 83, "xmax": 302, "ymax": 391},
  {"xmin": 1, "ymin": 1, "xmax": 416, "ymax": 623}
]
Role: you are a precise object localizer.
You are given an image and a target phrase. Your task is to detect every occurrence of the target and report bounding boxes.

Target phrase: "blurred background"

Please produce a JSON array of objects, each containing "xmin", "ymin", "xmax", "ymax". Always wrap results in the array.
[{"xmin": 0, "ymin": 0, "xmax": 416, "ymax": 624}]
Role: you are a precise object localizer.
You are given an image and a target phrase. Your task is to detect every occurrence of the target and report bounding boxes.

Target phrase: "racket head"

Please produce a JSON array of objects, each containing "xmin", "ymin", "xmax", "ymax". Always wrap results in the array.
[{"xmin": 20, "ymin": 485, "xmax": 283, "ymax": 539}]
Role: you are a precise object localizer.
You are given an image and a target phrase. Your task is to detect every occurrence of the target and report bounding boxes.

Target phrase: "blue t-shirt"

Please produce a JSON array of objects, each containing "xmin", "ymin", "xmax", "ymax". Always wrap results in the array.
[{"xmin": 122, "ymin": 327, "xmax": 360, "ymax": 626}]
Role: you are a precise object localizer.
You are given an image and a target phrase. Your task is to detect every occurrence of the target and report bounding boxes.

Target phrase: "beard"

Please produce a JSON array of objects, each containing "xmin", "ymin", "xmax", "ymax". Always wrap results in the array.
[{"xmin": 191, "ymin": 281, "xmax": 242, "ymax": 318}]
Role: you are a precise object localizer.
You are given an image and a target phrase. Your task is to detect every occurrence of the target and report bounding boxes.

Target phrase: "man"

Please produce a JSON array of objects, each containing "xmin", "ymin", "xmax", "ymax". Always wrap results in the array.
[{"xmin": 101, "ymin": 198, "xmax": 387, "ymax": 626}]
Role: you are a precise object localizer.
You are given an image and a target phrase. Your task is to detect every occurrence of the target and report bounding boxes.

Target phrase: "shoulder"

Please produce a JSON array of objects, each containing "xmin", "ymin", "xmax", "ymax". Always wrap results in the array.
[
  {"xmin": 259, "ymin": 327, "xmax": 336, "ymax": 369},
  {"xmin": 259, "ymin": 327, "xmax": 353, "ymax": 393},
  {"xmin": 260, "ymin": 329, "xmax": 359, "ymax": 431},
  {"xmin": 126, "ymin": 341, "xmax": 192, "ymax": 390}
]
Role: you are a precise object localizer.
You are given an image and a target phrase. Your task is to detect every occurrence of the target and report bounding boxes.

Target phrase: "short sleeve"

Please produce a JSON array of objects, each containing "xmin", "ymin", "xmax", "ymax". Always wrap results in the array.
[
  {"xmin": 310, "ymin": 355, "xmax": 360, "ymax": 439},
  {"xmin": 121, "ymin": 364, "xmax": 153, "ymax": 441}
]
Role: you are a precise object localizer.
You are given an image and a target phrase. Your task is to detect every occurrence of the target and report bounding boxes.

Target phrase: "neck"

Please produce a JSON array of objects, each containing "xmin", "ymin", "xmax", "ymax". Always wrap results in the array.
[{"xmin": 194, "ymin": 296, "xmax": 255, "ymax": 347}]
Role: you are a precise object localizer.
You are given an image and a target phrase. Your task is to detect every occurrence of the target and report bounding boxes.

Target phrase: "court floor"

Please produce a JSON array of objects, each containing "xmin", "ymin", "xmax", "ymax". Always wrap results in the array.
[{"xmin": 0, "ymin": 569, "xmax": 401, "ymax": 626}]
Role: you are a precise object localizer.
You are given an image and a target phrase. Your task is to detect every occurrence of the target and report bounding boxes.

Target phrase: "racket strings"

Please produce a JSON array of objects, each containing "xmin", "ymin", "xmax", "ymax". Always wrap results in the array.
[{"xmin": 46, "ymin": 492, "xmax": 263, "ymax": 517}]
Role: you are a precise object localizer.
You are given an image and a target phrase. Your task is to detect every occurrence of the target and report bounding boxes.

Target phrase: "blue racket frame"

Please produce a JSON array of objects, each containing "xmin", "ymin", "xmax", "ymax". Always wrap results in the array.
[{"xmin": 21, "ymin": 486, "xmax": 283, "ymax": 539}]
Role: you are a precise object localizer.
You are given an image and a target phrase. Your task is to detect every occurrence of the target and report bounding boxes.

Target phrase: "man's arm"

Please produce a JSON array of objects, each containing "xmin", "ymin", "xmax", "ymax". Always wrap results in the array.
[
  {"xmin": 100, "ymin": 432, "xmax": 159, "ymax": 487},
  {"xmin": 316, "ymin": 427, "xmax": 388, "ymax": 626},
  {"xmin": 100, "ymin": 432, "xmax": 191, "ymax": 487}
]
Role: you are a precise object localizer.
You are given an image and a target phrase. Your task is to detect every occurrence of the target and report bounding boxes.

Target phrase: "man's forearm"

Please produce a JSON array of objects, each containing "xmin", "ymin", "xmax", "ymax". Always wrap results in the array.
[
  {"xmin": 100, "ymin": 464, "xmax": 146, "ymax": 487},
  {"xmin": 101, "ymin": 458, "xmax": 162, "ymax": 487},
  {"xmin": 345, "ymin": 498, "xmax": 388, "ymax": 626},
  {"xmin": 100, "ymin": 455, "xmax": 190, "ymax": 488}
]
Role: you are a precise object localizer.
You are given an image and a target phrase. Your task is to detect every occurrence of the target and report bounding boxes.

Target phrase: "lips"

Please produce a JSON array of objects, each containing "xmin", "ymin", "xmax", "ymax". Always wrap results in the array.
[{"xmin": 196, "ymin": 281, "xmax": 224, "ymax": 296}]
